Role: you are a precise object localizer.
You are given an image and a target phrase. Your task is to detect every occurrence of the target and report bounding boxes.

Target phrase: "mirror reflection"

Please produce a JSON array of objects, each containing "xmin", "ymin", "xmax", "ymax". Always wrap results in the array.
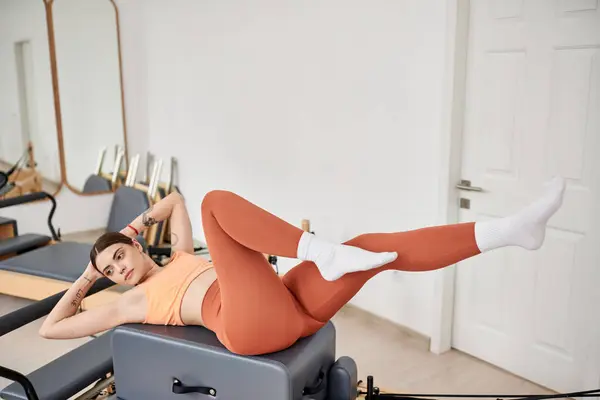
[
  {"xmin": 53, "ymin": 0, "xmax": 126, "ymax": 194},
  {"xmin": 0, "ymin": 0, "xmax": 62, "ymax": 199}
]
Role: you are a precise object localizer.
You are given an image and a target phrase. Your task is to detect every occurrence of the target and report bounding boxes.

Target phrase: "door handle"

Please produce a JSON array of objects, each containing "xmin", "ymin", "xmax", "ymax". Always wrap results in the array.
[{"xmin": 456, "ymin": 180, "xmax": 483, "ymax": 192}]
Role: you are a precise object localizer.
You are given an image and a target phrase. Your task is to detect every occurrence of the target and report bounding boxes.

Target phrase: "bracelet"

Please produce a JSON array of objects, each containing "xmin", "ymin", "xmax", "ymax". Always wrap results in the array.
[{"xmin": 127, "ymin": 224, "xmax": 139, "ymax": 236}]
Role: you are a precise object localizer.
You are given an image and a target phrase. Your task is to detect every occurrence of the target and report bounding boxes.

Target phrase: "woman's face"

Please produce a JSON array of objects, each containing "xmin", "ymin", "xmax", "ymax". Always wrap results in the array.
[{"xmin": 94, "ymin": 241, "xmax": 151, "ymax": 285}]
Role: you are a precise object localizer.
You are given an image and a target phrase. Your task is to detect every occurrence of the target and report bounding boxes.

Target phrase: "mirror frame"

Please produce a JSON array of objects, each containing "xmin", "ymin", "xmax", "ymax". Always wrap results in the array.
[
  {"xmin": 46, "ymin": 0, "xmax": 129, "ymax": 196},
  {"xmin": 0, "ymin": 0, "xmax": 65, "ymax": 201}
]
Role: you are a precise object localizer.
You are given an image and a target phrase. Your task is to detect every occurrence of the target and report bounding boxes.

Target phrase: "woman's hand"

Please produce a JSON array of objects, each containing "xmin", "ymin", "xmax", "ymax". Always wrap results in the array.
[{"xmin": 84, "ymin": 262, "xmax": 103, "ymax": 281}]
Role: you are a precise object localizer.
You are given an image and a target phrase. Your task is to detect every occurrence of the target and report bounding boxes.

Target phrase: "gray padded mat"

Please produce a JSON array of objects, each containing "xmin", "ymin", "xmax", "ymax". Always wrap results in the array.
[
  {"xmin": 0, "ymin": 234, "xmax": 50, "ymax": 256},
  {"xmin": 83, "ymin": 174, "xmax": 112, "ymax": 193},
  {"xmin": 1, "ymin": 333, "xmax": 113, "ymax": 400},
  {"xmin": 106, "ymin": 187, "xmax": 150, "ymax": 233},
  {"xmin": 0, "ymin": 241, "xmax": 93, "ymax": 282}
]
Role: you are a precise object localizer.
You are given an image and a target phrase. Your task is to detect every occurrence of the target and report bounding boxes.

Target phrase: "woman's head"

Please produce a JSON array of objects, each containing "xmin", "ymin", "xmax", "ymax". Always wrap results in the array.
[{"xmin": 90, "ymin": 232, "xmax": 152, "ymax": 285}]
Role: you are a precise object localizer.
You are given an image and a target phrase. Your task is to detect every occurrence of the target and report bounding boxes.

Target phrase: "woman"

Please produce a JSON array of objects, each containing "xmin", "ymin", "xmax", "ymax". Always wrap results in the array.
[{"xmin": 39, "ymin": 178, "xmax": 566, "ymax": 355}]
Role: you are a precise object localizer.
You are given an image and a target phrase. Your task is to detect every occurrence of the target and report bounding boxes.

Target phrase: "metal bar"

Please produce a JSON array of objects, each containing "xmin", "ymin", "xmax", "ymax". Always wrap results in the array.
[
  {"xmin": 0, "ymin": 191, "xmax": 47, "ymax": 208},
  {"xmin": 146, "ymin": 152, "xmax": 154, "ymax": 185},
  {"xmin": 94, "ymin": 147, "xmax": 107, "ymax": 175},
  {"xmin": 376, "ymin": 394, "xmax": 600, "ymax": 400},
  {"xmin": 0, "ymin": 191, "xmax": 59, "ymax": 240},
  {"xmin": 166, "ymin": 157, "xmax": 175, "ymax": 194},
  {"xmin": 125, "ymin": 155, "xmax": 139, "ymax": 187},
  {"xmin": 111, "ymin": 150, "xmax": 125, "ymax": 186},
  {"xmin": 0, "ymin": 365, "xmax": 40, "ymax": 400},
  {"xmin": 74, "ymin": 375, "xmax": 115, "ymax": 400},
  {"xmin": 367, "ymin": 376, "xmax": 374, "ymax": 400},
  {"xmin": 45, "ymin": 191, "xmax": 60, "ymax": 241}
]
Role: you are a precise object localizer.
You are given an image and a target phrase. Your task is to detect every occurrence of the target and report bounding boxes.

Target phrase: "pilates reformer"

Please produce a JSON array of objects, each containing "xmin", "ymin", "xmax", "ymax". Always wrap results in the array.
[
  {"xmin": 0, "ymin": 279, "xmax": 358, "ymax": 400},
  {"xmin": 0, "ymin": 184, "xmax": 357, "ymax": 400},
  {"xmin": 0, "ymin": 192, "xmax": 61, "ymax": 261},
  {"xmin": 1, "ymin": 283, "xmax": 599, "ymax": 400}
]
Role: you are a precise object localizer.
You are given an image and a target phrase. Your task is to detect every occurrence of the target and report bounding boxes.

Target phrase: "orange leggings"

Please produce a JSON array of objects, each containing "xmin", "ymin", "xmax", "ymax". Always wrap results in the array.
[{"xmin": 200, "ymin": 190, "xmax": 481, "ymax": 355}]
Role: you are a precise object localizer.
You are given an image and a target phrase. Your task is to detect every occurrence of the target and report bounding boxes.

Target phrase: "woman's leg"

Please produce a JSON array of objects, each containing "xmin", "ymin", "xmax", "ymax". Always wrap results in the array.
[
  {"xmin": 283, "ymin": 222, "xmax": 479, "ymax": 324},
  {"xmin": 283, "ymin": 177, "xmax": 567, "ymax": 324},
  {"xmin": 199, "ymin": 191, "xmax": 306, "ymax": 355},
  {"xmin": 198, "ymin": 190, "xmax": 398, "ymax": 280},
  {"xmin": 198, "ymin": 189, "xmax": 397, "ymax": 353}
]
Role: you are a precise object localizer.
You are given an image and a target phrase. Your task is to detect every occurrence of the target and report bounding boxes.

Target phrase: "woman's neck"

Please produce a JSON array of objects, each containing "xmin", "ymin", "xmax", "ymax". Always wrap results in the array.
[{"xmin": 138, "ymin": 257, "xmax": 161, "ymax": 283}]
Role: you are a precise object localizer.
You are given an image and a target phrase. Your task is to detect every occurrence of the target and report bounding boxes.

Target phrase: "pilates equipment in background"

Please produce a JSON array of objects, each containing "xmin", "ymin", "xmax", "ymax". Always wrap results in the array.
[
  {"xmin": 0, "ymin": 144, "xmax": 43, "ymax": 200},
  {"xmin": 81, "ymin": 147, "xmax": 126, "ymax": 194},
  {"xmin": 0, "ymin": 156, "xmax": 200, "ymax": 306},
  {"xmin": 0, "ymin": 192, "xmax": 61, "ymax": 262}
]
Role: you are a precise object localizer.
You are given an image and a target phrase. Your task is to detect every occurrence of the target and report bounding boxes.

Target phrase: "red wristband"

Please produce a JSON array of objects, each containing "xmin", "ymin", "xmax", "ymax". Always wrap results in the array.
[{"xmin": 127, "ymin": 224, "xmax": 139, "ymax": 235}]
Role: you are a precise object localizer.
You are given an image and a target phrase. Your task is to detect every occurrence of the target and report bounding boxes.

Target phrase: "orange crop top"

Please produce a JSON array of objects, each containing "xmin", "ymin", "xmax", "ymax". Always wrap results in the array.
[{"xmin": 139, "ymin": 251, "xmax": 213, "ymax": 326}]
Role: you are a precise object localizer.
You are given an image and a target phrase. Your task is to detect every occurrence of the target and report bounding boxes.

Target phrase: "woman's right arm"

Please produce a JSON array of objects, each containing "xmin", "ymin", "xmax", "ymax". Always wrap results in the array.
[{"xmin": 39, "ymin": 264, "xmax": 135, "ymax": 339}]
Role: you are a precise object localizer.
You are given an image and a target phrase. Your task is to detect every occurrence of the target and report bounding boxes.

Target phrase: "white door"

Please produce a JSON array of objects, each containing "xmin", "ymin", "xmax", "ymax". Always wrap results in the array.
[{"xmin": 452, "ymin": 0, "xmax": 600, "ymax": 393}]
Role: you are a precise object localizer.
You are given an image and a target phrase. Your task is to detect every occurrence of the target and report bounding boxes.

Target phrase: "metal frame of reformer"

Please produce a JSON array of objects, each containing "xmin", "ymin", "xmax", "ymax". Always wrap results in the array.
[
  {"xmin": 0, "ymin": 278, "xmax": 116, "ymax": 400},
  {"xmin": 359, "ymin": 377, "xmax": 600, "ymax": 400}
]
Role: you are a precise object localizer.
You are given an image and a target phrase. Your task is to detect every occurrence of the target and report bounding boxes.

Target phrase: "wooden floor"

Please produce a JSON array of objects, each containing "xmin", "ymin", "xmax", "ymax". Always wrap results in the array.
[
  {"xmin": 331, "ymin": 306, "xmax": 554, "ymax": 397},
  {"xmin": 0, "ymin": 294, "xmax": 555, "ymax": 398}
]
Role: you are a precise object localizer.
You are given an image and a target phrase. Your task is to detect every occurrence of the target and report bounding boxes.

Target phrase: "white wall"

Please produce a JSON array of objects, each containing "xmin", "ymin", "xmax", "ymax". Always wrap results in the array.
[
  {"xmin": 53, "ymin": 0, "xmax": 125, "ymax": 190},
  {"xmin": 0, "ymin": 0, "xmax": 61, "ymax": 182},
  {"xmin": 134, "ymin": 0, "xmax": 450, "ymax": 337},
  {"xmin": 114, "ymin": 0, "xmax": 150, "ymax": 178}
]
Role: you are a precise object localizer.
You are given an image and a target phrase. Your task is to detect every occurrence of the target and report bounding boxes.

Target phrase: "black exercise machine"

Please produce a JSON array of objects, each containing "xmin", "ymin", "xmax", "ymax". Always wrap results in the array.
[
  {"xmin": 359, "ymin": 376, "xmax": 600, "ymax": 400},
  {"xmin": 0, "ymin": 192, "xmax": 60, "ymax": 260}
]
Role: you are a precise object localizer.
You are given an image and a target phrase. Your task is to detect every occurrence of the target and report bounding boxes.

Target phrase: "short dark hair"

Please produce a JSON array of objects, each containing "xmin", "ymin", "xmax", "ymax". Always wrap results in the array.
[{"xmin": 90, "ymin": 231, "xmax": 134, "ymax": 270}]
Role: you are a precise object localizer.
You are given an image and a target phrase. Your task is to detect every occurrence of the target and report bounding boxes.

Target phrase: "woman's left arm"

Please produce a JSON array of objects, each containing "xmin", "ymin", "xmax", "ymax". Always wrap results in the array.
[{"xmin": 121, "ymin": 192, "xmax": 194, "ymax": 254}]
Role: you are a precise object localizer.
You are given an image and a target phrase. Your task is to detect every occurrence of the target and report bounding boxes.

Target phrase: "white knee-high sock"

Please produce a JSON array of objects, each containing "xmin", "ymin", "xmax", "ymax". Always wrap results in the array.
[
  {"xmin": 296, "ymin": 232, "xmax": 398, "ymax": 281},
  {"xmin": 474, "ymin": 177, "xmax": 566, "ymax": 252}
]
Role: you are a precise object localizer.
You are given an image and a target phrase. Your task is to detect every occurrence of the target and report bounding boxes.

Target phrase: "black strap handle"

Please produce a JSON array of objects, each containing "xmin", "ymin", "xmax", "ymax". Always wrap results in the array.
[
  {"xmin": 303, "ymin": 369, "xmax": 326, "ymax": 396},
  {"xmin": 172, "ymin": 378, "xmax": 216, "ymax": 396}
]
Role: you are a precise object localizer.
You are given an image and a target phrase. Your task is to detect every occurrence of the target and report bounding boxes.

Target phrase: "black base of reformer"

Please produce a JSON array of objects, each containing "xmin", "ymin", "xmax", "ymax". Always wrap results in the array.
[
  {"xmin": 359, "ymin": 375, "xmax": 600, "ymax": 400},
  {"xmin": 364, "ymin": 375, "xmax": 379, "ymax": 400}
]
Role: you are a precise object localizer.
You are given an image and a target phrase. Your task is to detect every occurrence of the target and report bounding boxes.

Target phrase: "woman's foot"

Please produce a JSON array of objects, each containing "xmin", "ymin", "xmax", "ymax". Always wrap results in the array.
[
  {"xmin": 297, "ymin": 232, "xmax": 398, "ymax": 281},
  {"xmin": 475, "ymin": 177, "xmax": 566, "ymax": 252}
]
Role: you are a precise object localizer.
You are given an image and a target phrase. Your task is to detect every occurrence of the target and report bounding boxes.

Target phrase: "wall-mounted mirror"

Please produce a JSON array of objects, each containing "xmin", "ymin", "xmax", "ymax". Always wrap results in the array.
[
  {"xmin": 0, "ymin": 0, "xmax": 62, "ymax": 199},
  {"xmin": 52, "ymin": 0, "xmax": 127, "ymax": 194}
]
